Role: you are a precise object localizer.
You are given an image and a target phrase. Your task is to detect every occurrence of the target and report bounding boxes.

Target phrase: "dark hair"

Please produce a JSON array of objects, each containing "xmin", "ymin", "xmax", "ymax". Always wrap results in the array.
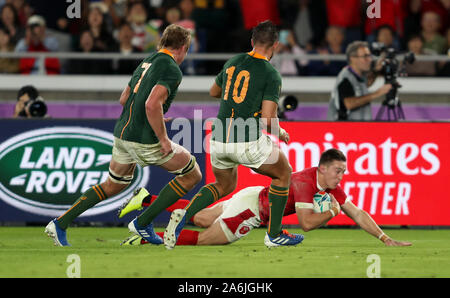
[
  {"xmin": 251, "ymin": 20, "xmax": 279, "ymax": 48},
  {"xmin": 17, "ymin": 85, "xmax": 39, "ymax": 101},
  {"xmin": 407, "ymin": 33, "xmax": 424, "ymax": 43},
  {"xmin": 1, "ymin": 4, "xmax": 20, "ymax": 28},
  {"xmin": 319, "ymin": 148, "xmax": 347, "ymax": 166},
  {"xmin": 376, "ymin": 24, "xmax": 395, "ymax": 39}
]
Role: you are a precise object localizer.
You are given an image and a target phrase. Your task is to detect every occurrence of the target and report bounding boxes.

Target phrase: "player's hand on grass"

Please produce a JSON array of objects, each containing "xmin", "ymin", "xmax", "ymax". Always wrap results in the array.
[{"xmin": 384, "ymin": 238, "xmax": 412, "ymax": 247}]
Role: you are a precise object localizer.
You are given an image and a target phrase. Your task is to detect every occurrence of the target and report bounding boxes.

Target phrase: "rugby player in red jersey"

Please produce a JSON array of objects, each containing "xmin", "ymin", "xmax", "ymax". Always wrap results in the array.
[{"xmin": 120, "ymin": 149, "xmax": 412, "ymax": 247}]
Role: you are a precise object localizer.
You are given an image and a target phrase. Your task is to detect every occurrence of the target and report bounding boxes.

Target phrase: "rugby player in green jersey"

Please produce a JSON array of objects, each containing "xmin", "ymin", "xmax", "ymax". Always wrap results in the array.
[
  {"xmin": 45, "ymin": 24, "xmax": 202, "ymax": 246},
  {"xmin": 163, "ymin": 21, "xmax": 304, "ymax": 249}
]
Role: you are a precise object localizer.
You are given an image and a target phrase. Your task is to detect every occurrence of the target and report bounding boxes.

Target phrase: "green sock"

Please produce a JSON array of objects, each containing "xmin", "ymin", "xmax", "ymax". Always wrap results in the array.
[
  {"xmin": 137, "ymin": 178, "xmax": 187, "ymax": 227},
  {"xmin": 267, "ymin": 185, "xmax": 289, "ymax": 238},
  {"xmin": 184, "ymin": 184, "xmax": 220, "ymax": 223},
  {"xmin": 57, "ymin": 184, "xmax": 107, "ymax": 230}
]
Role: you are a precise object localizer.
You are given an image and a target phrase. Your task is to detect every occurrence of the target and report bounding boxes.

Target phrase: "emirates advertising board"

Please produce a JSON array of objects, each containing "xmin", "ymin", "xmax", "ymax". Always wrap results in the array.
[{"xmin": 205, "ymin": 122, "xmax": 450, "ymax": 226}]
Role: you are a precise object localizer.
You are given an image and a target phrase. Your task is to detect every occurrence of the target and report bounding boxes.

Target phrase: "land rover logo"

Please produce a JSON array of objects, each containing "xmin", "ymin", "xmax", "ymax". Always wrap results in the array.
[{"xmin": 0, "ymin": 127, "xmax": 149, "ymax": 217}]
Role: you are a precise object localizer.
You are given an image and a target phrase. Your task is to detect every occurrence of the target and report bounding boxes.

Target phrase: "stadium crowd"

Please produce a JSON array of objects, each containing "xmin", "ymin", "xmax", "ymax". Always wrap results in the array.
[{"xmin": 0, "ymin": 0, "xmax": 449, "ymax": 76}]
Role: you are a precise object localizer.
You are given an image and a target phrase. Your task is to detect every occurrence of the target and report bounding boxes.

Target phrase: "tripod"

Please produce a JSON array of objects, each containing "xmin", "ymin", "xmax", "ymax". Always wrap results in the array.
[{"xmin": 375, "ymin": 85, "xmax": 405, "ymax": 121}]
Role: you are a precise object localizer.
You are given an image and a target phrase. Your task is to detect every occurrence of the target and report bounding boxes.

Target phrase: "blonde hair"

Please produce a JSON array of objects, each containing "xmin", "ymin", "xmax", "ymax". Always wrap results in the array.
[{"xmin": 158, "ymin": 24, "xmax": 191, "ymax": 50}]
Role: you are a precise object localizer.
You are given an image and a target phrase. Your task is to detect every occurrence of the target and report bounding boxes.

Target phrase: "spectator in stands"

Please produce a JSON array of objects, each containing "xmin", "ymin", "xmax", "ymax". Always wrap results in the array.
[
  {"xmin": 179, "ymin": 0, "xmax": 195, "ymax": 22},
  {"xmin": 404, "ymin": 34, "xmax": 437, "ymax": 76},
  {"xmin": 112, "ymin": 22, "xmax": 141, "ymax": 74},
  {"xmin": 159, "ymin": 6, "xmax": 181, "ymax": 33},
  {"xmin": 292, "ymin": 0, "xmax": 328, "ymax": 50},
  {"xmin": 306, "ymin": 26, "xmax": 346, "ymax": 76},
  {"xmin": 0, "ymin": 25, "xmax": 19, "ymax": 73},
  {"xmin": 364, "ymin": 0, "xmax": 408, "ymax": 44},
  {"xmin": 0, "ymin": 3, "xmax": 24, "ymax": 45},
  {"xmin": 68, "ymin": 29, "xmax": 112, "ymax": 74},
  {"xmin": 421, "ymin": 0, "xmax": 449, "ymax": 34},
  {"xmin": 84, "ymin": 4, "xmax": 116, "ymax": 52},
  {"xmin": 437, "ymin": 27, "xmax": 450, "ymax": 76},
  {"xmin": 373, "ymin": 24, "xmax": 401, "ymax": 51},
  {"xmin": 126, "ymin": 0, "xmax": 160, "ymax": 52},
  {"xmin": 178, "ymin": 0, "xmax": 198, "ymax": 51},
  {"xmin": 15, "ymin": 15, "xmax": 60, "ymax": 74},
  {"xmin": 9, "ymin": 0, "xmax": 30, "ymax": 27},
  {"xmin": 239, "ymin": 0, "xmax": 280, "ymax": 31},
  {"xmin": 103, "ymin": 0, "xmax": 125, "ymax": 28},
  {"xmin": 421, "ymin": 10, "xmax": 447, "ymax": 54},
  {"xmin": 160, "ymin": 4, "xmax": 199, "ymax": 74},
  {"xmin": 271, "ymin": 28, "xmax": 308, "ymax": 76},
  {"xmin": 325, "ymin": 0, "xmax": 363, "ymax": 46},
  {"xmin": 403, "ymin": 0, "xmax": 423, "ymax": 47}
]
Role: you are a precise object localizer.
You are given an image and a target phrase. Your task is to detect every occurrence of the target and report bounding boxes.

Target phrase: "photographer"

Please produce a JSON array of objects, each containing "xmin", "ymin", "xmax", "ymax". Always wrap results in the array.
[
  {"xmin": 14, "ymin": 85, "xmax": 48, "ymax": 118},
  {"xmin": 327, "ymin": 41, "xmax": 392, "ymax": 121}
]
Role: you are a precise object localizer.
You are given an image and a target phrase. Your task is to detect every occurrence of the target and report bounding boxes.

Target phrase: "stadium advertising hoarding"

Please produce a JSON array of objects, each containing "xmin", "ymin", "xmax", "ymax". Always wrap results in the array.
[
  {"xmin": 205, "ymin": 122, "xmax": 450, "ymax": 226},
  {"xmin": 0, "ymin": 119, "xmax": 448, "ymax": 226},
  {"xmin": 0, "ymin": 119, "xmax": 204, "ymax": 223}
]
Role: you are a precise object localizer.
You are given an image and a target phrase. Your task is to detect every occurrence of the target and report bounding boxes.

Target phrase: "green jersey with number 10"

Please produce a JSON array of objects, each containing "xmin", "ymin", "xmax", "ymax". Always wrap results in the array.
[{"xmin": 212, "ymin": 51, "xmax": 282, "ymax": 143}]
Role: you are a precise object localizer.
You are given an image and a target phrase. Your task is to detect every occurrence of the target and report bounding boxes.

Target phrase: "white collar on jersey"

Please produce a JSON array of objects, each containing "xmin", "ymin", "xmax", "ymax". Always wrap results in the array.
[{"xmin": 316, "ymin": 170, "xmax": 325, "ymax": 191}]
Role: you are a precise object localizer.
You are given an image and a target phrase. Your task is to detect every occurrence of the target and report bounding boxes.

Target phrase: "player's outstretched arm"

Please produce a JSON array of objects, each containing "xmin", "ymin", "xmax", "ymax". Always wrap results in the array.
[{"xmin": 341, "ymin": 201, "xmax": 412, "ymax": 246}]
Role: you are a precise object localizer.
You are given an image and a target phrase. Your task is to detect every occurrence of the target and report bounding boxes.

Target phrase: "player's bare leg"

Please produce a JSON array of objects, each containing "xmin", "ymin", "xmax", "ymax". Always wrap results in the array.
[
  {"xmin": 164, "ymin": 167, "xmax": 236, "ymax": 249},
  {"xmin": 134, "ymin": 145, "xmax": 202, "ymax": 228},
  {"xmin": 193, "ymin": 202, "xmax": 225, "ymax": 228},
  {"xmin": 46, "ymin": 160, "xmax": 136, "ymax": 246},
  {"xmin": 184, "ymin": 166, "xmax": 237, "ymax": 223},
  {"xmin": 197, "ymin": 221, "xmax": 230, "ymax": 245},
  {"xmin": 56, "ymin": 159, "xmax": 136, "ymax": 230},
  {"xmin": 253, "ymin": 145, "xmax": 292, "ymax": 235}
]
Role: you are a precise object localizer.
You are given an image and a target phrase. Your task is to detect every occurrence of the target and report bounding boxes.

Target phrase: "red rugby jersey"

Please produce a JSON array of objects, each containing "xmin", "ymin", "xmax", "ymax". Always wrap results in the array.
[{"xmin": 258, "ymin": 167, "xmax": 347, "ymax": 224}]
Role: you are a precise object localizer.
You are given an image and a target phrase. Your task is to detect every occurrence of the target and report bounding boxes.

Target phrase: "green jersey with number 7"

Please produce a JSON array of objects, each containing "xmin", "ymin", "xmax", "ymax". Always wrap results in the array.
[{"xmin": 113, "ymin": 49, "xmax": 182, "ymax": 144}]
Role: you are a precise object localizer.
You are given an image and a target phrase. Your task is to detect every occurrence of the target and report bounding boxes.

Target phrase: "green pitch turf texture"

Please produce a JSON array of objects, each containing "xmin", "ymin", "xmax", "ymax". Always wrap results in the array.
[{"xmin": 0, "ymin": 226, "xmax": 449, "ymax": 278}]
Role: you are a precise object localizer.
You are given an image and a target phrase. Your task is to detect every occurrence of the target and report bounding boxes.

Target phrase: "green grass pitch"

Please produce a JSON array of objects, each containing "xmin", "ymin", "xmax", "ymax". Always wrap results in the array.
[{"xmin": 0, "ymin": 226, "xmax": 449, "ymax": 278}]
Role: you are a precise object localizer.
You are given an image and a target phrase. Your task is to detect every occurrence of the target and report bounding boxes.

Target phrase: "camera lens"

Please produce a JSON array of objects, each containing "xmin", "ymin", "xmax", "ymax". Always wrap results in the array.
[{"xmin": 27, "ymin": 100, "xmax": 47, "ymax": 117}]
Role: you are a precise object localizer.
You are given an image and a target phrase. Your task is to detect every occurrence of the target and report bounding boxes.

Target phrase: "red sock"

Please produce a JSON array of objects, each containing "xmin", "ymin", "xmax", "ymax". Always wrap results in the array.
[
  {"xmin": 142, "ymin": 196, "xmax": 190, "ymax": 212},
  {"xmin": 167, "ymin": 199, "xmax": 190, "ymax": 212},
  {"xmin": 155, "ymin": 230, "xmax": 199, "ymax": 245}
]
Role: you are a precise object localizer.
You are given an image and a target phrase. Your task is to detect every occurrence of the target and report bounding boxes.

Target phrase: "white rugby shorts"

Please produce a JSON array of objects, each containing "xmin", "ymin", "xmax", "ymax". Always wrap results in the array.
[
  {"xmin": 112, "ymin": 137, "xmax": 179, "ymax": 167},
  {"xmin": 210, "ymin": 134, "xmax": 274, "ymax": 169},
  {"xmin": 217, "ymin": 186, "xmax": 264, "ymax": 243}
]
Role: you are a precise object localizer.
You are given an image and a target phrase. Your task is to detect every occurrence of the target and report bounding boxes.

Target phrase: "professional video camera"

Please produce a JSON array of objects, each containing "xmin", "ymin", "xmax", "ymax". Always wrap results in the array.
[
  {"xmin": 370, "ymin": 42, "xmax": 415, "ymax": 121},
  {"xmin": 277, "ymin": 95, "xmax": 298, "ymax": 119},
  {"xmin": 17, "ymin": 85, "xmax": 47, "ymax": 118}
]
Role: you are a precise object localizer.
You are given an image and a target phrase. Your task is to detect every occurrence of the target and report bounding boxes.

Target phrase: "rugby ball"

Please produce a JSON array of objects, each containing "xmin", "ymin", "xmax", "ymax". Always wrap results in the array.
[{"xmin": 313, "ymin": 191, "xmax": 332, "ymax": 213}]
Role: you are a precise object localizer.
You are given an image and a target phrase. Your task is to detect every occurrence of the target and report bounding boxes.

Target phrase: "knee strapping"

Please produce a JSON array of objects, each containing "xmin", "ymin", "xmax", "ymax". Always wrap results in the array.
[
  {"xmin": 108, "ymin": 168, "xmax": 134, "ymax": 184},
  {"xmin": 169, "ymin": 155, "xmax": 197, "ymax": 177}
]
